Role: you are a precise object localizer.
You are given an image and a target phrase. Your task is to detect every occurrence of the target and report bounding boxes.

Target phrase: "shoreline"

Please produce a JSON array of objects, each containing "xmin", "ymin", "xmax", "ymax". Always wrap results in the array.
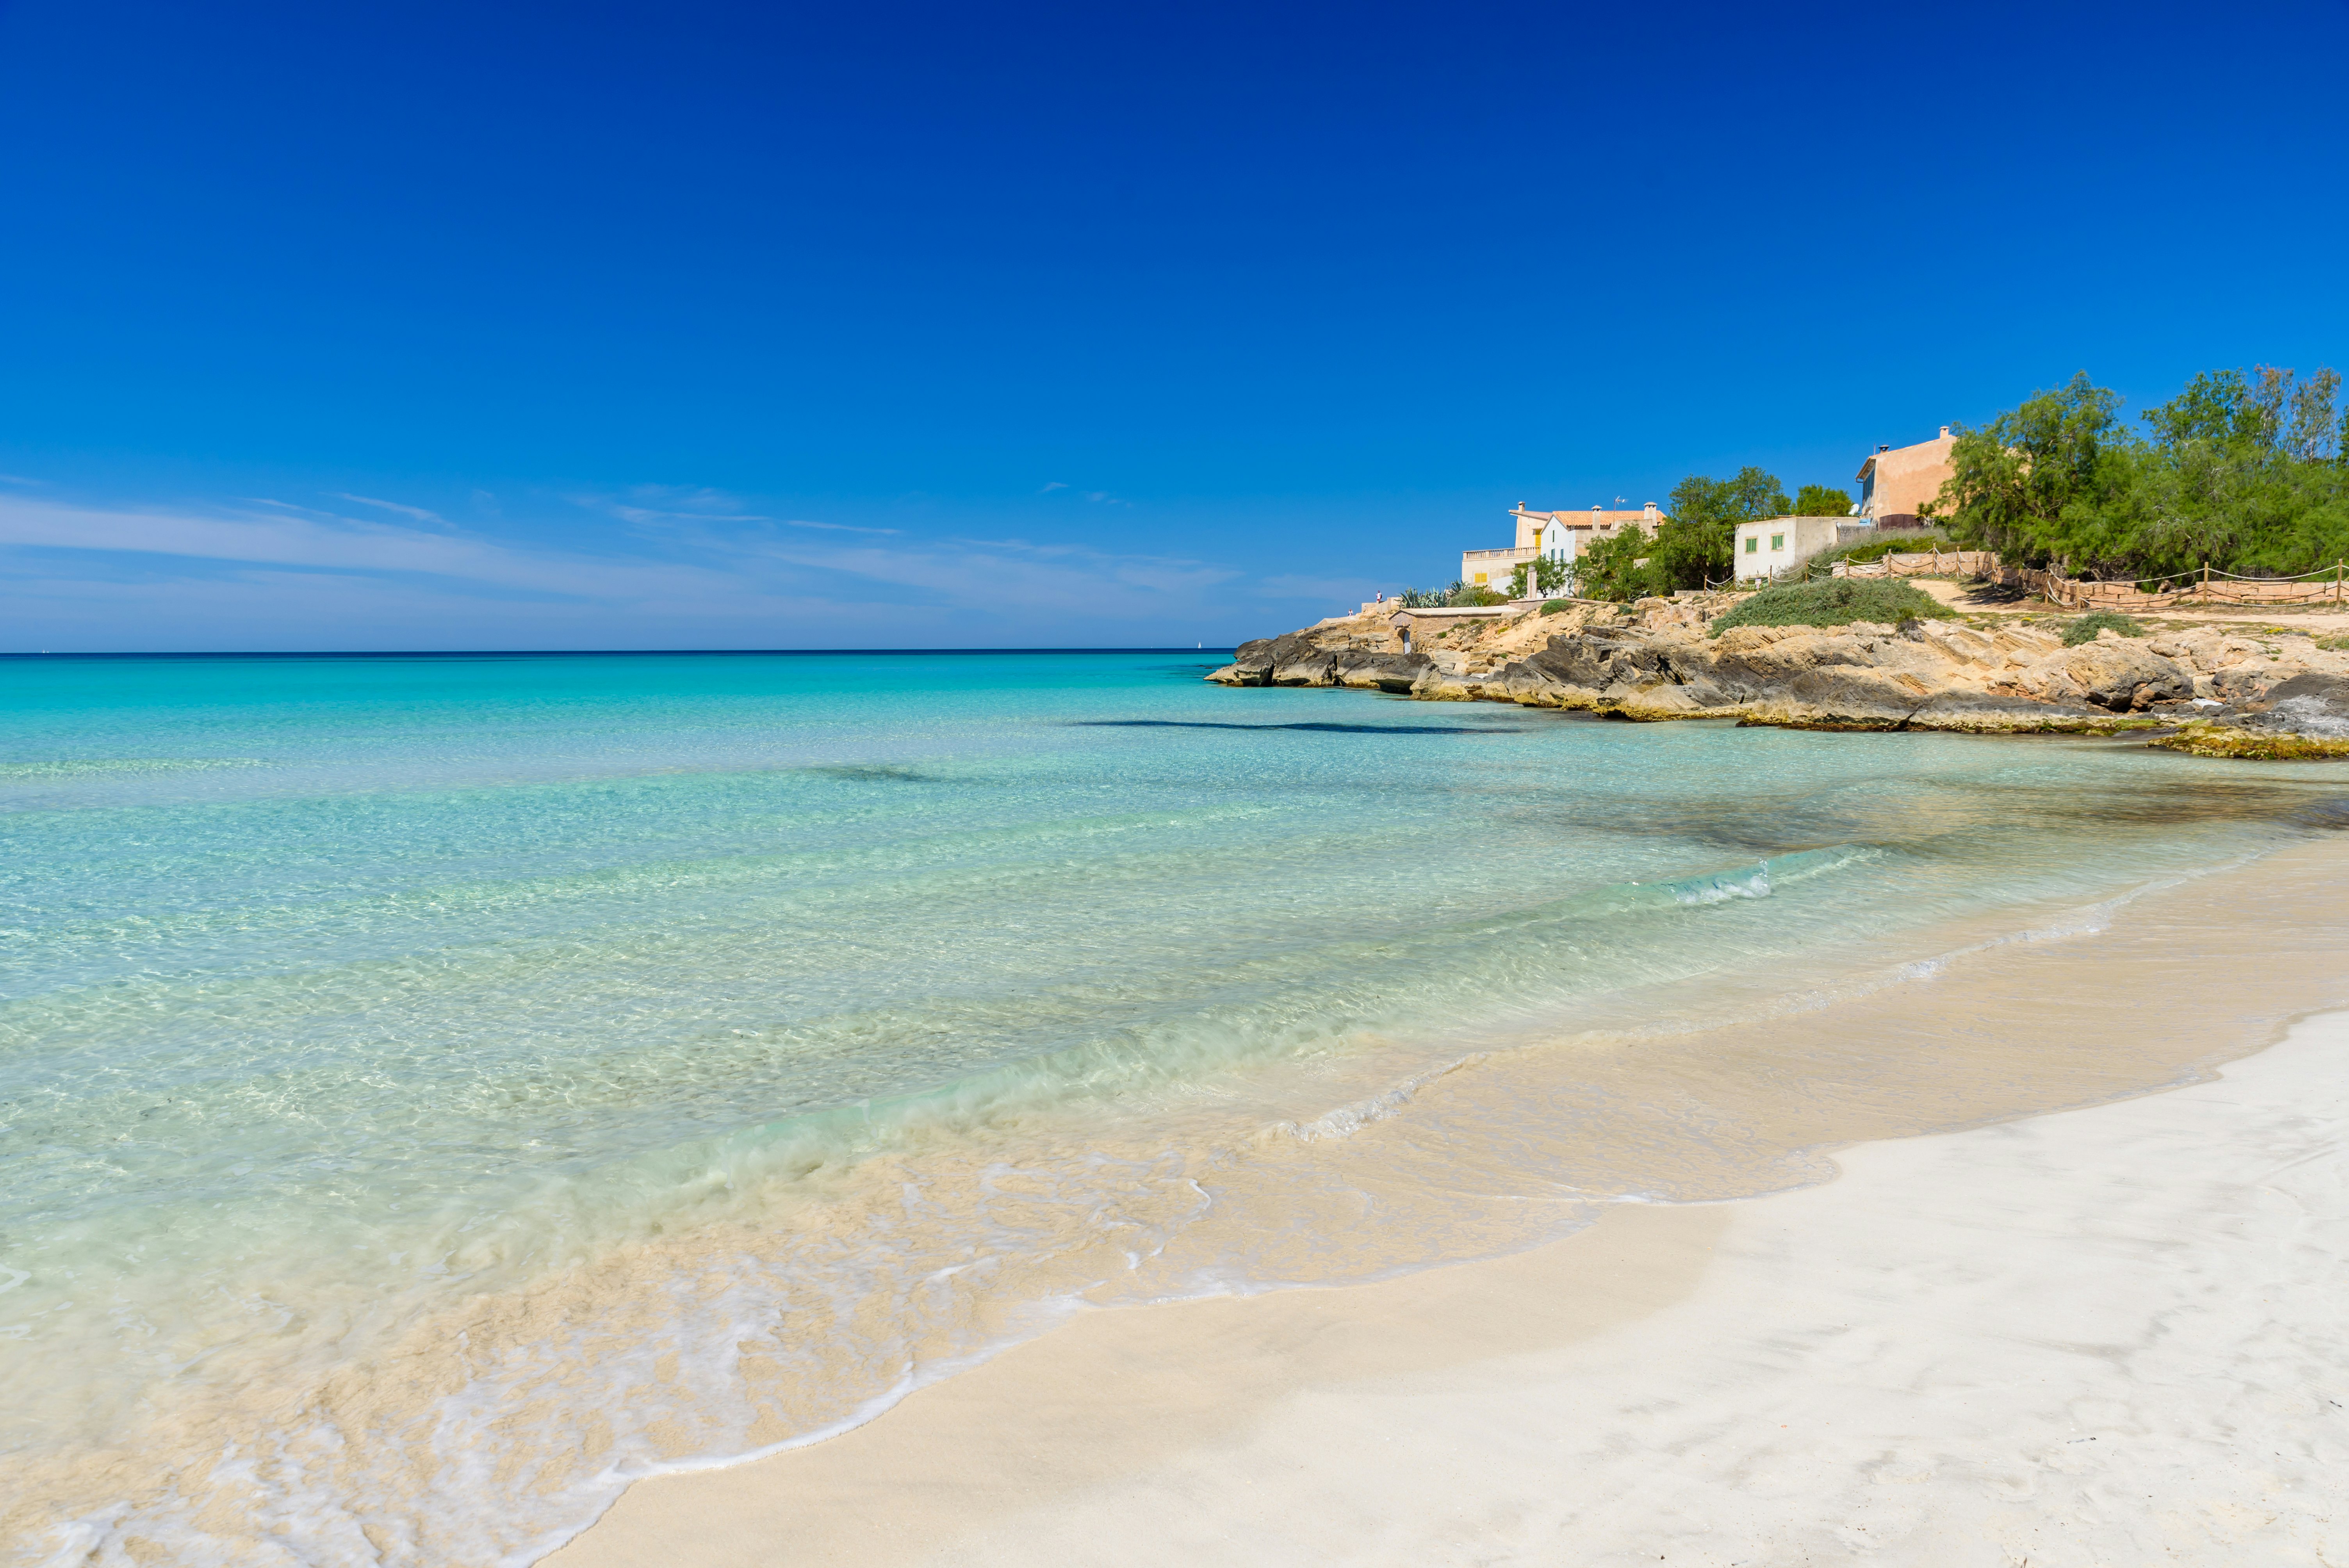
[
  {"xmin": 550, "ymin": 834, "xmax": 2349, "ymax": 1567},
  {"xmin": 21, "ymin": 664, "xmax": 2338, "ymax": 1566}
]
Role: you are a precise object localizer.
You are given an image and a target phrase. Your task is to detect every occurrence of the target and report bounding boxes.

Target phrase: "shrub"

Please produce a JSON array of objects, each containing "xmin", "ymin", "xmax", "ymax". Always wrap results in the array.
[
  {"xmin": 1444, "ymin": 582, "xmax": 1508, "ymax": 608},
  {"xmin": 1540, "ymin": 598, "xmax": 1572, "ymax": 616},
  {"xmin": 1507, "ymin": 556, "xmax": 1570, "ymax": 598},
  {"xmin": 1709, "ymin": 578, "xmax": 1956, "ymax": 636},
  {"xmin": 2061, "ymin": 609, "xmax": 2147, "ymax": 645},
  {"xmin": 1793, "ymin": 483, "xmax": 1853, "ymax": 517},
  {"xmin": 1576, "ymin": 527, "xmax": 1663, "ymax": 602}
]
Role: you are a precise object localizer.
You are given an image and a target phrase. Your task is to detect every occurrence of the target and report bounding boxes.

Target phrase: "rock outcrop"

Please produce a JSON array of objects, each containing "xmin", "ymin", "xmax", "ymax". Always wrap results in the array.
[
  {"xmin": 1217, "ymin": 634, "xmax": 1432, "ymax": 693},
  {"xmin": 1207, "ymin": 597, "xmax": 2349, "ymax": 758}
]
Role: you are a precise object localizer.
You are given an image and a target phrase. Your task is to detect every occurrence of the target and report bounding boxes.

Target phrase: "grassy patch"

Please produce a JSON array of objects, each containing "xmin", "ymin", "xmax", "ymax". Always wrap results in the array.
[
  {"xmin": 2061, "ymin": 609, "xmax": 2148, "ymax": 645},
  {"xmin": 1708, "ymin": 578, "xmax": 1955, "ymax": 636},
  {"xmin": 2316, "ymin": 634, "xmax": 2349, "ymax": 652}
]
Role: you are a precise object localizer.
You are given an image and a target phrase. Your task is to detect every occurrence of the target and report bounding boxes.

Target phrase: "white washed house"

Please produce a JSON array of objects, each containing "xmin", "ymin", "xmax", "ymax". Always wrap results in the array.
[{"xmin": 1460, "ymin": 502, "xmax": 1660, "ymax": 595}]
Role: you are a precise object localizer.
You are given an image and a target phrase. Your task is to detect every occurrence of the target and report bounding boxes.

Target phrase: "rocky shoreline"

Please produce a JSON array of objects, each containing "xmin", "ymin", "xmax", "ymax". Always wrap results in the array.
[{"xmin": 1207, "ymin": 592, "xmax": 2349, "ymax": 759}]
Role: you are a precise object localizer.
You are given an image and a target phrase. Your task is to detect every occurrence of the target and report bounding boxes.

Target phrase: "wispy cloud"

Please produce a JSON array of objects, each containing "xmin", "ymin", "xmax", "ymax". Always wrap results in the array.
[
  {"xmin": 570, "ymin": 484, "xmax": 898, "ymax": 538},
  {"xmin": 0, "ymin": 485, "xmax": 1258, "ymax": 648},
  {"xmin": 0, "ymin": 495, "xmax": 747, "ymax": 602},
  {"xmin": 1038, "ymin": 479, "xmax": 1130, "ymax": 505},
  {"xmin": 336, "ymin": 493, "xmax": 446, "ymax": 525}
]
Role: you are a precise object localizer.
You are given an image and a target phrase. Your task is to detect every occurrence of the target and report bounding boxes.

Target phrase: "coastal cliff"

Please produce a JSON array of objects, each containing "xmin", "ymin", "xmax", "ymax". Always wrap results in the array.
[{"xmin": 1208, "ymin": 594, "xmax": 2349, "ymax": 758}]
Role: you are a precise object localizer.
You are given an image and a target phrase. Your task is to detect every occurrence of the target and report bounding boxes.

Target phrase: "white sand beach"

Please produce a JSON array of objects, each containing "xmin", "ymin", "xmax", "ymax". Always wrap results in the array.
[{"xmin": 556, "ymin": 1000, "xmax": 2349, "ymax": 1565}]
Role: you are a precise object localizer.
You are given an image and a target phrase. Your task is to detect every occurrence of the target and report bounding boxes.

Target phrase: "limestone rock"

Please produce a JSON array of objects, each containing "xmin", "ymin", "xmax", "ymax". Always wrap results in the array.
[
  {"xmin": 1207, "ymin": 590, "xmax": 2349, "ymax": 757},
  {"xmin": 2046, "ymin": 643, "xmax": 2194, "ymax": 711},
  {"xmin": 1267, "ymin": 633, "xmax": 1337, "ymax": 686},
  {"xmin": 1208, "ymin": 638, "xmax": 1278, "ymax": 686},
  {"xmin": 1331, "ymin": 651, "xmax": 1430, "ymax": 693},
  {"xmin": 2238, "ymin": 672, "xmax": 2349, "ymax": 739}
]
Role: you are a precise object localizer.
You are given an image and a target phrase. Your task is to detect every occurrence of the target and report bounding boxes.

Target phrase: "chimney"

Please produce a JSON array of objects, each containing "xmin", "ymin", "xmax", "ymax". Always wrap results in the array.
[
  {"xmin": 1877, "ymin": 444, "xmax": 1891, "ymax": 453},
  {"xmin": 1939, "ymin": 425, "xmax": 1951, "ymax": 438}
]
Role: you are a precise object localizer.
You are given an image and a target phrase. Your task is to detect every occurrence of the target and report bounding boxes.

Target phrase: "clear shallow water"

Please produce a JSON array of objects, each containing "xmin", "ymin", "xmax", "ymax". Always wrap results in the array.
[{"xmin": 3, "ymin": 651, "xmax": 2345, "ymax": 1565}]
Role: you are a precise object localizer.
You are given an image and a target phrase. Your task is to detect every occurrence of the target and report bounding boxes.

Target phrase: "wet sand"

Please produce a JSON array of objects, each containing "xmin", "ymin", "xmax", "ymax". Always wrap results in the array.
[{"xmin": 551, "ymin": 835, "xmax": 2349, "ymax": 1567}]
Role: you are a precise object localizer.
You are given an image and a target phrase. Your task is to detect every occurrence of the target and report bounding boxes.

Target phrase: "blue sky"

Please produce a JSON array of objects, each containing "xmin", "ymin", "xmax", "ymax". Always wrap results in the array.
[{"xmin": 3, "ymin": 0, "xmax": 2345, "ymax": 650}]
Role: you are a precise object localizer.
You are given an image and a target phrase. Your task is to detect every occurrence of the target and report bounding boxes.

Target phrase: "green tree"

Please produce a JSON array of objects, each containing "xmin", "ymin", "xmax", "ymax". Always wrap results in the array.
[
  {"xmin": 1574, "ymin": 525, "xmax": 1662, "ymax": 602},
  {"xmin": 1645, "ymin": 467, "xmax": 1790, "ymax": 589},
  {"xmin": 1939, "ymin": 372, "xmax": 2132, "ymax": 569},
  {"xmin": 1940, "ymin": 366, "xmax": 2349, "ymax": 579},
  {"xmin": 1506, "ymin": 556, "xmax": 1570, "ymax": 597},
  {"xmin": 2120, "ymin": 365, "xmax": 2349, "ymax": 575},
  {"xmin": 1792, "ymin": 484, "xmax": 1852, "ymax": 516}
]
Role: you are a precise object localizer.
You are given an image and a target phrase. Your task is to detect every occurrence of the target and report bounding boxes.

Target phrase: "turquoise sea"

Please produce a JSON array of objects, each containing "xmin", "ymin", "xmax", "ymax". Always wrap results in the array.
[{"xmin": 4, "ymin": 651, "xmax": 2344, "ymax": 1565}]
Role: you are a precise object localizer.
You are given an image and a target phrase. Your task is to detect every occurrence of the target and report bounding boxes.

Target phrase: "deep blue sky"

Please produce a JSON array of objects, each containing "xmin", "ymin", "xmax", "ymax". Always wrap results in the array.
[{"xmin": 3, "ymin": 0, "xmax": 2345, "ymax": 650}]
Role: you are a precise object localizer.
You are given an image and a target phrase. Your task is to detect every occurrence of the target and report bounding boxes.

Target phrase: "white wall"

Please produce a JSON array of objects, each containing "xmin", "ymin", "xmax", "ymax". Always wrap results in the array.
[{"xmin": 1732, "ymin": 516, "xmax": 1842, "ymax": 580}]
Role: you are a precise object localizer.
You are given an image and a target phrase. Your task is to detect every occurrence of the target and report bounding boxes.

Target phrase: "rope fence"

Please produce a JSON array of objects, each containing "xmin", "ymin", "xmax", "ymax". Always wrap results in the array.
[
  {"xmin": 1830, "ymin": 551, "xmax": 2349, "ymax": 609},
  {"xmin": 1827, "ymin": 548, "xmax": 1997, "ymax": 582}
]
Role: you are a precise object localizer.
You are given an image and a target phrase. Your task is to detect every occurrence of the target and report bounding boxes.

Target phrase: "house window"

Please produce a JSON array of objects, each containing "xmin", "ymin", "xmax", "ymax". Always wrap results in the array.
[
  {"xmin": 1472, "ymin": 572, "xmax": 1487, "ymax": 584},
  {"xmin": 1770, "ymin": 533, "xmax": 1785, "ymax": 551},
  {"xmin": 1744, "ymin": 536, "xmax": 1757, "ymax": 554}
]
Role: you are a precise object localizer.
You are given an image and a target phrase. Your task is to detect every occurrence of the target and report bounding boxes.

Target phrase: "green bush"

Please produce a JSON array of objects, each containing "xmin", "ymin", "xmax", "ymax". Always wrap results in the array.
[
  {"xmin": 1507, "ymin": 556, "xmax": 1570, "ymax": 597},
  {"xmin": 1709, "ymin": 578, "xmax": 1955, "ymax": 636},
  {"xmin": 1575, "ymin": 527, "xmax": 1662, "ymax": 602},
  {"xmin": 2061, "ymin": 609, "xmax": 2147, "ymax": 645},
  {"xmin": 1940, "ymin": 367, "xmax": 2349, "ymax": 581},
  {"xmin": 1793, "ymin": 483, "xmax": 1853, "ymax": 517},
  {"xmin": 1445, "ymin": 582, "xmax": 1508, "ymax": 608},
  {"xmin": 1540, "ymin": 598, "xmax": 1571, "ymax": 616}
]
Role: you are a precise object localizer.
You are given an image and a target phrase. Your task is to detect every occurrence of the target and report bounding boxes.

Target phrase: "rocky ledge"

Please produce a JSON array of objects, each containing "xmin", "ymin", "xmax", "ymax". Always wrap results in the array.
[{"xmin": 1207, "ymin": 595, "xmax": 2349, "ymax": 759}]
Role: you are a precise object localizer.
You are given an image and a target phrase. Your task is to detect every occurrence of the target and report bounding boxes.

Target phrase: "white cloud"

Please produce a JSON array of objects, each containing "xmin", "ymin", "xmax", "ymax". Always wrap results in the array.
[
  {"xmin": 1040, "ymin": 481, "xmax": 1129, "ymax": 504},
  {"xmin": 0, "ymin": 496, "xmax": 740, "ymax": 602},
  {"xmin": 580, "ymin": 489, "xmax": 898, "ymax": 536},
  {"xmin": 335, "ymin": 493, "xmax": 446, "ymax": 525},
  {"xmin": 0, "ymin": 488, "xmax": 1254, "ymax": 647}
]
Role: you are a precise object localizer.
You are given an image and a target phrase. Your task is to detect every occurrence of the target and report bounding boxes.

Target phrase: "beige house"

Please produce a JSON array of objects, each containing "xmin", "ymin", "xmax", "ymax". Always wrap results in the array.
[
  {"xmin": 1857, "ymin": 426, "xmax": 1957, "ymax": 528},
  {"xmin": 1731, "ymin": 426, "xmax": 1960, "ymax": 581},
  {"xmin": 1460, "ymin": 501, "xmax": 1661, "ymax": 593}
]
